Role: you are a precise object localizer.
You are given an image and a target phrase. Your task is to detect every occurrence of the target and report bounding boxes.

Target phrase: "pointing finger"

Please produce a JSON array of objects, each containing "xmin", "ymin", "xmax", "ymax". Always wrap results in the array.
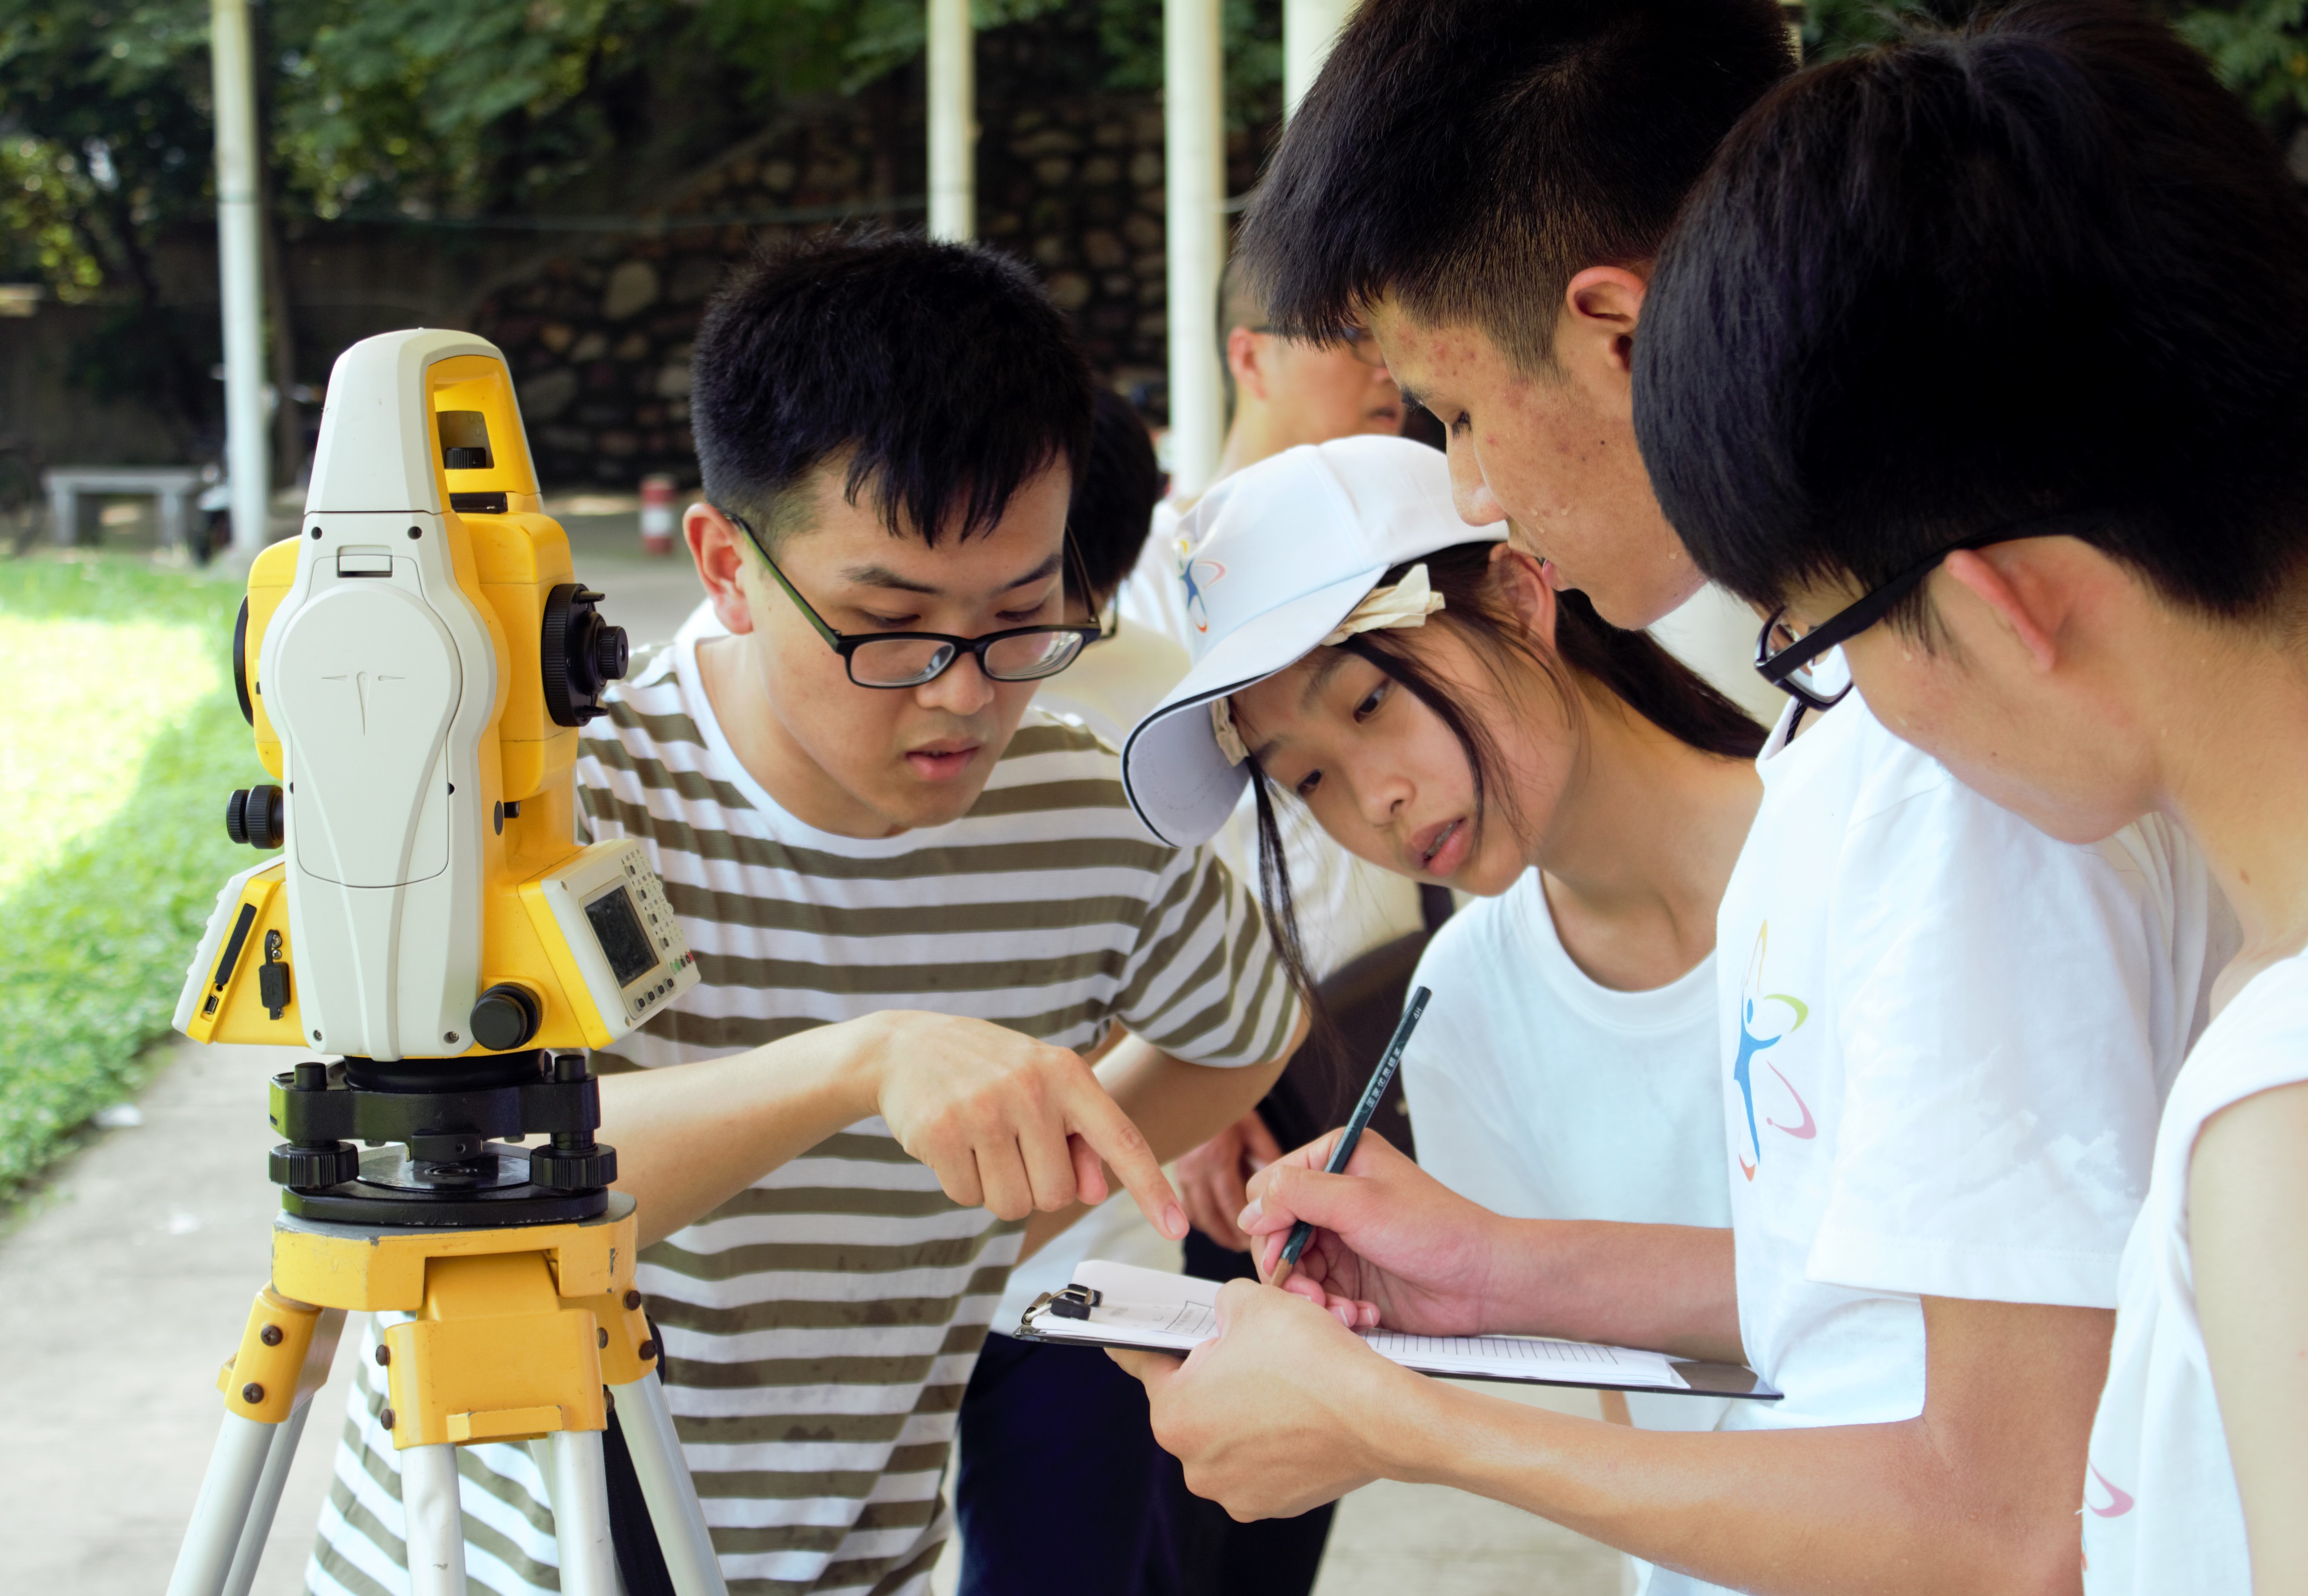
[{"xmin": 1066, "ymin": 1080, "xmax": 1187, "ymax": 1240}]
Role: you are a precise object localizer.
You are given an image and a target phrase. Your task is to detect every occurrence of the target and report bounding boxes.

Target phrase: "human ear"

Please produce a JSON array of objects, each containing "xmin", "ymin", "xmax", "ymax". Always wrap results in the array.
[
  {"xmin": 1227, "ymin": 326, "xmax": 1268, "ymax": 403},
  {"xmin": 1561, "ymin": 265, "xmax": 1650, "ymax": 379},
  {"xmin": 1488, "ymin": 544, "xmax": 1561, "ymax": 649},
  {"xmin": 687, "ymin": 504, "xmax": 757, "ymax": 636},
  {"xmin": 1940, "ymin": 548, "xmax": 2060, "ymax": 673}
]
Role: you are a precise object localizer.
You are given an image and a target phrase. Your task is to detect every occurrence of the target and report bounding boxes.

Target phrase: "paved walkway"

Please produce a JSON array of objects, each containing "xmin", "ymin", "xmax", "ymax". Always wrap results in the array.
[{"xmin": 0, "ymin": 529, "xmax": 1623, "ymax": 1594}]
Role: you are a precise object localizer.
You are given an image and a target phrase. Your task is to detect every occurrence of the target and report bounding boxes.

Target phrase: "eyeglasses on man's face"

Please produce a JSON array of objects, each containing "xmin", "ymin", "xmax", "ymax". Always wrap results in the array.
[
  {"xmin": 727, "ymin": 511, "xmax": 1100, "ymax": 690},
  {"xmin": 1753, "ymin": 516, "xmax": 2095, "ymax": 713}
]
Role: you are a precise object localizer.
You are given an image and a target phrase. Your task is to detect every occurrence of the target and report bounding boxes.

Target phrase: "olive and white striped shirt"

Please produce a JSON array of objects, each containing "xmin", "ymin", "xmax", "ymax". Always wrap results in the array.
[{"xmin": 307, "ymin": 636, "xmax": 1297, "ymax": 1596}]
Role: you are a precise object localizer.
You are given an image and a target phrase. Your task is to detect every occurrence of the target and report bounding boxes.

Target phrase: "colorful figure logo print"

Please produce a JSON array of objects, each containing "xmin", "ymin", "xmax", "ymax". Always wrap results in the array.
[
  {"xmin": 1734, "ymin": 925, "xmax": 1814, "ymax": 1181},
  {"xmin": 1179, "ymin": 551, "xmax": 1225, "ymax": 635}
]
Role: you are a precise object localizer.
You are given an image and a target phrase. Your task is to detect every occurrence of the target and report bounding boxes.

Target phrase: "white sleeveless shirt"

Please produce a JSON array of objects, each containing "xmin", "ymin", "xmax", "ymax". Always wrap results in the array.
[{"xmin": 2084, "ymin": 950, "xmax": 2308, "ymax": 1593}]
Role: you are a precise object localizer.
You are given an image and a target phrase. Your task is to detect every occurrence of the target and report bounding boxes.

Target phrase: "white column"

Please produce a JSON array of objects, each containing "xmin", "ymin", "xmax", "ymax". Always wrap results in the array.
[
  {"xmin": 211, "ymin": 0, "xmax": 270, "ymax": 554},
  {"xmin": 1284, "ymin": 0, "xmax": 1355, "ymax": 117},
  {"xmin": 927, "ymin": 0, "xmax": 975, "ymax": 241},
  {"xmin": 1163, "ymin": 0, "xmax": 1225, "ymax": 498}
]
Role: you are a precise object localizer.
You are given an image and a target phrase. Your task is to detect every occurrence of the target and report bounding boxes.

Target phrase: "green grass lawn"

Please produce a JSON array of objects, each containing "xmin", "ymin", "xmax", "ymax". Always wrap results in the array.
[{"xmin": 0, "ymin": 555, "xmax": 271, "ymax": 1195}]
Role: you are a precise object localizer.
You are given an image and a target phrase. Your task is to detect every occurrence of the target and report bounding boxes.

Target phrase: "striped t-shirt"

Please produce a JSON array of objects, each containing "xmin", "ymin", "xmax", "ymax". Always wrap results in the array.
[{"xmin": 308, "ymin": 636, "xmax": 1298, "ymax": 1596}]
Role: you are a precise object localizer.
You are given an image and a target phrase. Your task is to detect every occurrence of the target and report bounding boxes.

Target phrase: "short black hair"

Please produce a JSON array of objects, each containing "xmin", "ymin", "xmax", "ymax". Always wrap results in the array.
[
  {"xmin": 1637, "ymin": 0, "xmax": 2308, "ymax": 625},
  {"xmin": 1066, "ymin": 390, "xmax": 1163, "ymax": 605},
  {"xmin": 1237, "ymin": 0, "xmax": 1794, "ymax": 371},
  {"xmin": 692, "ymin": 231, "xmax": 1094, "ymax": 548}
]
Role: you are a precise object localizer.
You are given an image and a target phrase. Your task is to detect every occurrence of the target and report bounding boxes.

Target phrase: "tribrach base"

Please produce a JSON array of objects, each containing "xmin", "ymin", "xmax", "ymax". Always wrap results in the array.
[{"xmin": 268, "ymin": 1050, "xmax": 617, "ymax": 1227}]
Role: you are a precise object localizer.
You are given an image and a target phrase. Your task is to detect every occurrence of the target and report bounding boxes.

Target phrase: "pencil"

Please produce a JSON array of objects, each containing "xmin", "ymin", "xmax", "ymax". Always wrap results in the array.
[{"xmin": 1268, "ymin": 985, "xmax": 1432, "ymax": 1294}]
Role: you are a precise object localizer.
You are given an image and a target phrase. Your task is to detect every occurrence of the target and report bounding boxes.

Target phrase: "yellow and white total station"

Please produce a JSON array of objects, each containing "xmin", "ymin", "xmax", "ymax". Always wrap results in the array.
[{"xmin": 164, "ymin": 328, "xmax": 725, "ymax": 1596}]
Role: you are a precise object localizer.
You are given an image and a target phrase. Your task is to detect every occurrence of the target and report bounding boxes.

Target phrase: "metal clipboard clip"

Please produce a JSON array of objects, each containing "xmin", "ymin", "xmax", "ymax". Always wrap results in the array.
[{"xmin": 1048, "ymin": 1283, "xmax": 1103, "ymax": 1321}]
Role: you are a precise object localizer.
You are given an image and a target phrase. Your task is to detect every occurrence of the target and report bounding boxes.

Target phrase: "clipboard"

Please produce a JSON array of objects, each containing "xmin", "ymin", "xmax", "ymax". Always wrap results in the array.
[{"xmin": 1014, "ymin": 1260, "xmax": 1780, "ymax": 1401}]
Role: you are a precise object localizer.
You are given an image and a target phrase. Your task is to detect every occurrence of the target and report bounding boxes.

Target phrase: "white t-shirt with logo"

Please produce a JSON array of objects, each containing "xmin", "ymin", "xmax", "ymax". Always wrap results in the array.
[
  {"xmin": 2083, "ymin": 951, "xmax": 2308, "ymax": 1594},
  {"xmin": 1717, "ymin": 691, "xmax": 2222, "ymax": 1442}
]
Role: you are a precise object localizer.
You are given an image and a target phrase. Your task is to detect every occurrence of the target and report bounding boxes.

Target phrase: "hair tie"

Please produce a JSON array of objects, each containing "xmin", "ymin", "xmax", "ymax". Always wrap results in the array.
[
  {"xmin": 1320, "ymin": 563, "xmax": 1446, "ymax": 647},
  {"xmin": 1210, "ymin": 697, "xmax": 1250, "ymax": 766}
]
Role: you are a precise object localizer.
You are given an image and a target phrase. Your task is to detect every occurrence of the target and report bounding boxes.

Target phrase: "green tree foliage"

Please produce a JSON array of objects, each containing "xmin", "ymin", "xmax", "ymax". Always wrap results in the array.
[
  {"xmin": 3, "ymin": 0, "xmax": 1280, "ymax": 270},
  {"xmin": 2175, "ymin": 0, "xmax": 2308, "ymax": 122},
  {"xmin": 0, "ymin": 3, "xmax": 221, "ymax": 440},
  {"xmin": 1807, "ymin": 0, "xmax": 2308, "ymax": 139},
  {"xmin": 0, "ymin": 0, "xmax": 1283, "ymax": 445}
]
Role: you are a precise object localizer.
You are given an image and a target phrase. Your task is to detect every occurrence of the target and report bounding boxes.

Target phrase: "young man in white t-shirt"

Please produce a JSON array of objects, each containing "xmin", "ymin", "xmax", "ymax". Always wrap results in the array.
[
  {"xmin": 308, "ymin": 234, "xmax": 1303, "ymax": 1596},
  {"xmin": 1633, "ymin": 9, "xmax": 2308, "ymax": 1590},
  {"xmin": 1105, "ymin": 3, "xmax": 2225, "ymax": 1592}
]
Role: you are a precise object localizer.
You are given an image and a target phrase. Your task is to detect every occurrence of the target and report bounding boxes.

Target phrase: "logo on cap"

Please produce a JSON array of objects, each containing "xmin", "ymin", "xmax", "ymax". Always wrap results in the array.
[{"xmin": 1181, "ymin": 558, "xmax": 1226, "ymax": 634}]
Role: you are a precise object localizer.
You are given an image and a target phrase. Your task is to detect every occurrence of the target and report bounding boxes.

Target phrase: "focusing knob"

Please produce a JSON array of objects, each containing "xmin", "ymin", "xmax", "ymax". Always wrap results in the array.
[
  {"xmin": 469, "ymin": 983, "xmax": 542, "ymax": 1051},
  {"xmin": 226, "ymin": 786, "xmax": 284, "ymax": 849},
  {"xmin": 541, "ymin": 584, "xmax": 629, "ymax": 727},
  {"xmin": 270, "ymin": 1141, "xmax": 359, "ymax": 1189},
  {"xmin": 594, "ymin": 623, "xmax": 629, "ymax": 685},
  {"xmin": 529, "ymin": 1142, "xmax": 619, "ymax": 1191}
]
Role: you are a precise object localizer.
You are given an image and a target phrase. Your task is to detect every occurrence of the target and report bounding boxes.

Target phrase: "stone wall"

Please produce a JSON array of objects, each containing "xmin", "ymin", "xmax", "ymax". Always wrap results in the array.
[{"xmin": 474, "ymin": 89, "xmax": 1274, "ymax": 489}]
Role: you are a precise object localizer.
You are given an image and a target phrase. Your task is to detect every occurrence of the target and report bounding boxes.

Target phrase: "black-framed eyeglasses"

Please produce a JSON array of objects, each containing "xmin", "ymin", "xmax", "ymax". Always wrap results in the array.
[
  {"xmin": 727, "ymin": 511, "xmax": 1101, "ymax": 690},
  {"xmin": 1251, "ymin": 323, "xmax": 1388, "ymax": 368},
  {"xmin": 1755, "ymin": 517, "xmax": 2096, "ymax": 712}
]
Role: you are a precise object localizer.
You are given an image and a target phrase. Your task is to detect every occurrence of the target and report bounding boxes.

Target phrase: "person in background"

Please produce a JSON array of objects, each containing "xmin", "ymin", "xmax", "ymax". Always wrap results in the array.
[
  {"xmin": 954, "ymin": 388, "xmax": 1198, "ymax": 1596},
  {"xmin": 1631, "ymin": 6, "xmax": 2308, "ymax": 1589},
  {"xmin": 1118, "ymin": 255, "xmax": 1406, "ymax": 645},
  {"xmin": 1033, "ymin": 389, "xmax": 1189, "ymax": 751}
]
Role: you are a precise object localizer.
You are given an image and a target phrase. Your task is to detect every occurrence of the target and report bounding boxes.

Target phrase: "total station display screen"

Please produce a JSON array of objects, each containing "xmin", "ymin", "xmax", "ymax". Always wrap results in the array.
[{"xmin": 585, "ymin": 885, "xmax": 656, "ymax": 987}]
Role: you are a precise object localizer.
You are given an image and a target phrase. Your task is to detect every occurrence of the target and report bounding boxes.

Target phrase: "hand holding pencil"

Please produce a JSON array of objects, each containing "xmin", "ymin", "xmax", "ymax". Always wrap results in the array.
[
  {"xmin": 1267, "ymin": 986, "xmax": 1431, "ymax": 1291},
  {"xmin": 1238, "ymin": 1109, "xmax": 1504, "ymax": 1338}
]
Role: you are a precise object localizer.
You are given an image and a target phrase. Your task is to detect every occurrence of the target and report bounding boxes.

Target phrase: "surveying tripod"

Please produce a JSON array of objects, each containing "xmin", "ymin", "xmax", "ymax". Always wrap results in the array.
[{"xmin": 165, "ymin": 1049, "xmax": 728, "ymax": 1596}]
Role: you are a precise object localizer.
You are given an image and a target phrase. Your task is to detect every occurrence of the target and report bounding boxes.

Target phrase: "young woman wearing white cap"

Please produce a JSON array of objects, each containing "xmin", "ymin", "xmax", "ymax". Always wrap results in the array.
[{"xmin": 1121, "ymin": 436, "xmax": 1763, "ymax": 1584}]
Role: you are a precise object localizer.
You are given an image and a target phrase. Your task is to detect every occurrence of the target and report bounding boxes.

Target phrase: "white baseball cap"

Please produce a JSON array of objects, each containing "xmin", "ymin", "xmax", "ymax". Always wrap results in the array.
[{"xmin": 1121, "ymin": 435, "xmax": 1507, "ymax": 846}]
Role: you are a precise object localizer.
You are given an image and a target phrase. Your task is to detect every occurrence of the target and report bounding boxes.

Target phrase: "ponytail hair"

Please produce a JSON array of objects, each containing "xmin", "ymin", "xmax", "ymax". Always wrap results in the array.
[{"xmin": 1246, "ymin": 540, "xmax": 1764, "ymax": 1013}]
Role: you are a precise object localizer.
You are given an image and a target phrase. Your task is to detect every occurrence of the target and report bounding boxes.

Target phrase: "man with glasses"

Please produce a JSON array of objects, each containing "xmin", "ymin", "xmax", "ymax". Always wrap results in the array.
[{"xmin": 310, "ymin": 233, "xmax": 1304, "ymax": 1596}]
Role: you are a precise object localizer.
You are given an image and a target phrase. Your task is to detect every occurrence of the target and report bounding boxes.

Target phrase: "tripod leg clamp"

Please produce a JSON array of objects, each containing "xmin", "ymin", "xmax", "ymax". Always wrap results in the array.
[
  {"xmin": 216, "ymin": 1289, "xmax": 325, "ymax": 1424},
  {"xmin": 574, "ymin": 1284, "xmax": 660, "ymax": 1385}
]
